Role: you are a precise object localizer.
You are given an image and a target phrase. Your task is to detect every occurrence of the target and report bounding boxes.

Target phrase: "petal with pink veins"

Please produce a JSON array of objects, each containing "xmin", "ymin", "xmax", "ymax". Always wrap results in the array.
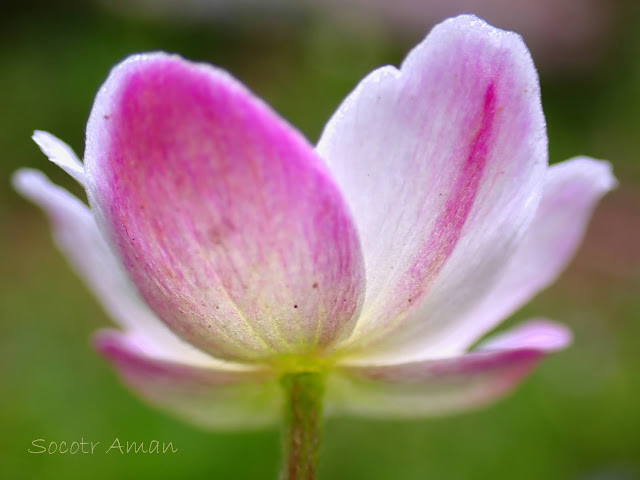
[
  {"xmin": 84, "ymin": 53, "xmax": 365, "ymax": 362},
  {"xmin": 389, "ymin": 157, "xmax": 615, "ymax": 359},
  {"xmin": 317, "ymin": 15, "xmax": 547, "ymax": 354},
  {"xmin": 95, "ymin": 330, "xmax": 281, "ymax": 429},
  {"xmin": 329, "ymin": 320, "xmax": 570, "ymax": 417}
]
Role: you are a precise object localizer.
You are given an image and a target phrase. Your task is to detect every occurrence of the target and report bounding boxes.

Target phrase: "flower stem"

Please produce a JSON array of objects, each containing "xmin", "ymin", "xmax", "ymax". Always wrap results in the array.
[{"xmin": 279, "ymin": 372, "xmax": 326, "ymax": 480}]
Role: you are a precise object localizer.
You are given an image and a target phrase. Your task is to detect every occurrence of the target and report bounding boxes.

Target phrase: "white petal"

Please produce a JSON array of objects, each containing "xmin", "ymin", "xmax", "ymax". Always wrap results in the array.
[
  {"xmin": 328, "ymin": 320, "xmax": 569, "ymax": 418},
  {"xmin": 317, "ymin": 15, "xmax": 547, "ymax": 357},
  {"xmin": 413, "ymin": 157, "xmax": 616, "ymax": 356},
  {"xmin": 12, "ymin": 169, "xmax": 218, "ymax": 367},
  {"xmin": 95, "ymin": 330, "xmax": 280, "ymax": 430},
  {"xmin": 32, "ymin": 130, "xmax": 85, "ymax": 186}
]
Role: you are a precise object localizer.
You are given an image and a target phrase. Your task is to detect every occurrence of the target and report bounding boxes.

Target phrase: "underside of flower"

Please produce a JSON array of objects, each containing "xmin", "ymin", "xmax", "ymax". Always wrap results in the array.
[{"xmin": 14, "ymin": 15, "xmax": 615, "ymax": 435}]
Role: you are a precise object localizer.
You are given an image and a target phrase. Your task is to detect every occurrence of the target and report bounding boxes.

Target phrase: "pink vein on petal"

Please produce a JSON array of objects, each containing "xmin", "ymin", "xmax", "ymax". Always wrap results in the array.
[
  {"xmin": 390, "ymin": 83, "xmax": 498, "ymax": 332},
  {"xmin": 418, "ymin": 84, "xmax": 495, "ymax": 275}
]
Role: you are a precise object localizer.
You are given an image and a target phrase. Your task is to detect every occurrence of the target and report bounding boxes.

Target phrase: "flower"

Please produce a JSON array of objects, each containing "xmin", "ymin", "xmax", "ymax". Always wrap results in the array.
[{"xmin": 14, "ymin": 15, "xmax": 615, "ymax": 429}]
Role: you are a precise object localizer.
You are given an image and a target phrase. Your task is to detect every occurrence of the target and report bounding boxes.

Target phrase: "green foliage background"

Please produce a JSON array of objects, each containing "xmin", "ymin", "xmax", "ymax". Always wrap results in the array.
[{"xmin": 1, "ymin": 1, "xmax": 639, "ymax": 478}]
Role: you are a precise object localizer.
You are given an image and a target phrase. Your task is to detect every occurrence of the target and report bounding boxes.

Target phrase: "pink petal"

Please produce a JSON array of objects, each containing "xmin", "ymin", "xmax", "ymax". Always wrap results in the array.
[
  {"xmin": 329, "ymin": 320, "xmax": 568, "ymax": 418},
  {"xmin": 84, "ymin": 53, "xmax": 365, "ymax": 361},
  {"xmin": 95, "ymin": 330, "xmax": 281, "ymax": 429},
  {"xmin": 12, "ymin": 169, "xmax": 217, "ymax": 366},
  {"xmin": 406, "ymin": 157, "xmax": 615, "ymax": 357},
  {"xmin": 317, "ymin": 15, "xmax": 547, "ymax": 353}
]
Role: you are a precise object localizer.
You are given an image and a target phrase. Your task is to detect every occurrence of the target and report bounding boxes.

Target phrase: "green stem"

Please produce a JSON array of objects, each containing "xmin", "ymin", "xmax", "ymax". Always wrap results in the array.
[{"xmin": 279, "ymin": 372, "xmax": 326, "ymax": 480}]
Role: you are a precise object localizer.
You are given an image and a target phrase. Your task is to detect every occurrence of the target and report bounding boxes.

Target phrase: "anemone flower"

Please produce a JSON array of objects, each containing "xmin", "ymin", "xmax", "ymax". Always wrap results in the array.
[{"xmin": 14, "ymin": 14, "xmax": 615, "ymax": 479}]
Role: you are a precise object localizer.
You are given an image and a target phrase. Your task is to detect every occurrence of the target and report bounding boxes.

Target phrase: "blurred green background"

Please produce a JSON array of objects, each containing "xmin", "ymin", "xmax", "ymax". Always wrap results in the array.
[{"xmin": 2, "ymin": 0, "xmax": 639, "ymax": 479}]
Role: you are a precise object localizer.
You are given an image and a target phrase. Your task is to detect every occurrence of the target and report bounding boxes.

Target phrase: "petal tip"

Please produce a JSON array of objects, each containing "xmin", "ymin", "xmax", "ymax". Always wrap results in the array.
[
  {"xmin": 31, "ymin": 130, "xmax": 85, "ymax": 185},
  {"xmin": 524, "ymin": 319, "xmax": 573, "ymax": 352},
  {"xmin": 478, "ymin": 319, "xmax": 573, "ymax": 354},
  {"xmin": 90, "ymin": 51, "xmax": 238, "ymax": 108},
  {"xmin": 596, "ymin": 160, "xmax": 618, "ymax": 192},
  {"xmin": 569, "ymin": 156, "xmax": 618, "ymax": 192},
  {"xmin": 12, "ymin": 168, "xmax": 46, "ymax": 199},
  {"xmin": 92, "ymin": 329, "xmax": 157, "ymax": 369},
  {"xmin": 435, "ymin": 13, "xmax": 525, "ymax": 44},
  {"xmin": 92, "ymin": 328, "xmax": 120, "ymax": 355}
]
